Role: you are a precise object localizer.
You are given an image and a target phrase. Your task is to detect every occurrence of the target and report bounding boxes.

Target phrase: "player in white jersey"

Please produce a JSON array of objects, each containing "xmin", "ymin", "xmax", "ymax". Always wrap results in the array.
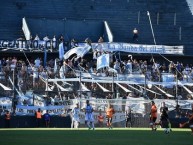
[
  {"xmin": 71, "ymin": 103, "xmax": 80, "ymax": 128},
  {"xmin": 85, "ymin": 100, "xmax": 95, "ymax": 130}
]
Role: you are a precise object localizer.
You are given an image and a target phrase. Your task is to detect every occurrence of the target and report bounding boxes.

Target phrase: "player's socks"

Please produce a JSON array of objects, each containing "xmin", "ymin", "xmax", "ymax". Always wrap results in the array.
[
  {"xmin": 91, "ymin": 122, "xmax": 95, "ymax": 130},
  {"xmin": 87, "ymin": 122, "xmax": 91, "ymax": 129}
]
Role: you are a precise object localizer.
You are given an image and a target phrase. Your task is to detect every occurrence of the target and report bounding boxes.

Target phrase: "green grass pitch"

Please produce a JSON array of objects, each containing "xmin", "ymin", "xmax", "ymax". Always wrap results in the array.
[{"xmin": 0, "ymin": 128, "xmax": 192, "ymax": 145}]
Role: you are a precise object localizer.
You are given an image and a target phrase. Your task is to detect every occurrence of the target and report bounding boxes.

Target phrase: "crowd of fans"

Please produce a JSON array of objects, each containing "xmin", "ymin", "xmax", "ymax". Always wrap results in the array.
[
  {"xmin": 0, "ymin": 55, "xmax": 193, "ymax": 100},
  {"xmin": 0, "ymin": 36, "xmax": 193, "ymax": 107}
]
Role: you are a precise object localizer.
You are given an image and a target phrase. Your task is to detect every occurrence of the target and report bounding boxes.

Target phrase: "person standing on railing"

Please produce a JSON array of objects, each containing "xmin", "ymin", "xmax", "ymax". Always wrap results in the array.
[
  {"xmin": 52, "ymin": 35, "xmax": 57, "ymax": 50},
  {"xmin": 132, "ymin": 28, "xmax": 139, "ymax": 42},
  {"xmin": 34, "ymin": 34, "xmax": 40, "ymax": 49},
  {"xmin": 59, "ymin": 39, "xmax": 64, "ymax": 64}
]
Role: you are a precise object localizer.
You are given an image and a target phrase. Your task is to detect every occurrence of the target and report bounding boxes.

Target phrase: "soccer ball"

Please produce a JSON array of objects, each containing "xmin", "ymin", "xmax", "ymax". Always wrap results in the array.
[{"xmin": 164, "ymin": 128, "xmax": 170, "ymax": 134}]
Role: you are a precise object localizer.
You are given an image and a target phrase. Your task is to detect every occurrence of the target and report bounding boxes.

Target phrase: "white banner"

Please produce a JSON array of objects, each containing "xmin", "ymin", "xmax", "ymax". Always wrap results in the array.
[
  {"xmin": 161, "ymin": 73, "xmax": 175, "ymax": 88},
  {"xmin": 15, "ymin": 105, "xmax": 65, "ymax": 116},
  {"xmin": 92, "ymin": 42, "xmax": 183, "ymax": 55},
  {"xmin": 97, "ymin": 54, "xmax": 110, "ymax": 70},
  {"xmin": 1, "ymin": 98, "xmax": 193, "ymax": 125}
]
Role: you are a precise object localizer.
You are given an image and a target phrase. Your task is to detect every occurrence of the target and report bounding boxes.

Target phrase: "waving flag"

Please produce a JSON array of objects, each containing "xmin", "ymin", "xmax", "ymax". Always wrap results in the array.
[
  {"xmin": 97, "ymin": 54, "xmax": 110, "ymax": 70},
  {"xmin": 64, "ymin": 44, "xmax": 91, "ymax": 60},
  {"xmin": 59, "ymin": 42, "xmax": 64, "ymax": 60}
]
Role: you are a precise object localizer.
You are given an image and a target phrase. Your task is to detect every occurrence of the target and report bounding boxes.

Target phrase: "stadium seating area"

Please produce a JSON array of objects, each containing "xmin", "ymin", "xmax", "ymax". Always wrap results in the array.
[{"xmin": 0, "ymin": 0, "xmax": 193, "ymax": 55}]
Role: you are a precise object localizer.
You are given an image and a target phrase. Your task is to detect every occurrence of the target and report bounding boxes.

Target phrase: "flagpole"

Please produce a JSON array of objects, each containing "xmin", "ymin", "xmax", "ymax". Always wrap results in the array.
[
  {"xmin": 112, "ymin": 72, "xmax": 114, "ymax": 98},
  {"xmin": 147, "ymin": 11, "xmax": 156, "ymax": 45},
  {"xmin": 12, "ymin": 67, "xmax": 15, "ymax": 114},
  {"xmin": 176, "ymin": 70, "xmax": 178, "ymax": 106},
  {"xmin": 79, "ymin": 71, "xmax": 82, "ymax": 98}
]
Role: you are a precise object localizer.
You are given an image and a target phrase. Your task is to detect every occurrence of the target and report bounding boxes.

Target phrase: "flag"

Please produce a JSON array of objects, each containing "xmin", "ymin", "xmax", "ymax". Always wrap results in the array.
[
  {"xmin": 97, "ymin": 54, "xmax": 110, "ymax": 70},
  {"xmin": 54, "ymin": 59, "xmax": 57, "ymax": 74},
  {"xmin": 64, "ymin": 44, "xmax": 91, "ymax": 60},
  {"xmin": 59, "ymin": 42, "xmax": 64, "ymax": 60}
]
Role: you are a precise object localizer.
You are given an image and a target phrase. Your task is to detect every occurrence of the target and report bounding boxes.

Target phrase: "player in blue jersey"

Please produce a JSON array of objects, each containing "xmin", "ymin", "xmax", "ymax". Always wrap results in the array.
[
  {"xmin": 84, "ymin": 100, "xmax": 95, "ymax": 130},
  {"xmin": 71, "ymin": 103, "xmax": 80, "ymax": 128}
]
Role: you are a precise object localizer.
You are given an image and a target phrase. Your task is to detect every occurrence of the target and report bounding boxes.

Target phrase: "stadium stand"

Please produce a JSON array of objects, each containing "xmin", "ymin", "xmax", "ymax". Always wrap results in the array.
[
  {"xmin": 25, "ymin": 18, "xmax": 105, "ymax": 42},
  {"xmin": 0, "ymin": 0, "xmax": 193, "ymax": 128},
  {"xmin": 0, "ymin": 0, "xmax": 193, "ymax": 55}
]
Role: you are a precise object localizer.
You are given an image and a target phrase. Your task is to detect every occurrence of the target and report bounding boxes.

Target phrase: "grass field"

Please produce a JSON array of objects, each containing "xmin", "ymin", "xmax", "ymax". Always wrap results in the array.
[{"xmin": 0, "ymin": 128, "xmax": 192, "ymax": 145}]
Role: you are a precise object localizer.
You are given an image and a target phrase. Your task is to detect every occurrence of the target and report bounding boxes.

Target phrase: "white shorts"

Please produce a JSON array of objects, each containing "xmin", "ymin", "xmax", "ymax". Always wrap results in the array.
[
  {"xmin": 85, "ymin": 113, "xmax": 94, "ymax": 122},
  {"xmin": 72, "ymin": 117, "xmax": 80, "ymax": 122}
]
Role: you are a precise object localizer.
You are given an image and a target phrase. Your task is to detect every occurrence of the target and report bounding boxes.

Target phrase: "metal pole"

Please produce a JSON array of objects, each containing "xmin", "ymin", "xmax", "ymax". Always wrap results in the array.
[
  {"xmin": 12, "ymin": 68, "xmax": 15, "ymax": 97},
  {"xmin": 138, "ymin": 11, "xmax": 140, "ymax": 24},
  {"xmin": 179, "ymin": 27, "xmax": 182, "ymax": 41},
  {"xmin": 157, "ymin": 12, "xmax": 159, "ymax": 25},
  {"xmin": 33, "ymin": 92, "xmax": 35, "ymax": 106},
  {"xmin": 174, "ymin": 13, "xmax": 176, "ymax": 26},
  {"xmin": 176, "ymin": 70, "xmax": 178, "ymax": 106},
  {"xmin": 144, "ymin": 74, "xmax": 147, "ymax": 97},
  {"xmin": 12, "ymin": 68, "xmax": 15, "ymax": 114},
  {"xmin": 147, "ymin": 11, "xmax": 157, "ymax": 45},
  {"xmin": 80, "ymin": 71, "xmax": 82, "ymax": 98},
  {"xmin": 112, "ymin": 72, "xmax": 114, "ymax": 98}
]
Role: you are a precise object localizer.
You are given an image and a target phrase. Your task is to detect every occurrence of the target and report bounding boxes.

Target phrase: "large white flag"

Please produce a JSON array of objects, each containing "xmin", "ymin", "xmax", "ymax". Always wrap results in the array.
[
  {"xmin": 64, "ymin": 44, "xmax": 91, "ymax": 60},
  {"xmin": 97, "ymin": 54, "xmax": 110, "ymax": 70}
]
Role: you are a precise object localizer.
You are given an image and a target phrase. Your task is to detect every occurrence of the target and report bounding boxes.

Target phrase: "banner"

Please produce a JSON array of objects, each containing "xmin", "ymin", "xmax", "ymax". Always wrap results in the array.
[
  {"xmin": 97, "ymin": 54, "xmax": 110, "ymax": 70},
  {"xmin": 1, "ymin": 98, "xmax": 193, "ymax": 122},
  {"xmin": 161, "ymin": 73, "xmax": 175, "ymax": 88},
  {"xmin": 92, "ymin": 42, "xmax": 183, "ymax": 55},
  {"xmin": 0, "ymin": 40, "xmax": 183, "ymax": 55}
]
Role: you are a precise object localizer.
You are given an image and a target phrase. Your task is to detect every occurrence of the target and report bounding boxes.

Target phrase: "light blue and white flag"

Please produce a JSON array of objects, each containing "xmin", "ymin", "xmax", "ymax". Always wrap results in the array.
[
  {"xmin": 59, "ymin": 42, "xmax": 64, "ymax": 60},
  {"xmin": 64, "ymin": 44, "xmax": 91, "ymax": 60},
  {"xmin": 97, "ymin": 54, "xmax": 110, "ymax": 70}
]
